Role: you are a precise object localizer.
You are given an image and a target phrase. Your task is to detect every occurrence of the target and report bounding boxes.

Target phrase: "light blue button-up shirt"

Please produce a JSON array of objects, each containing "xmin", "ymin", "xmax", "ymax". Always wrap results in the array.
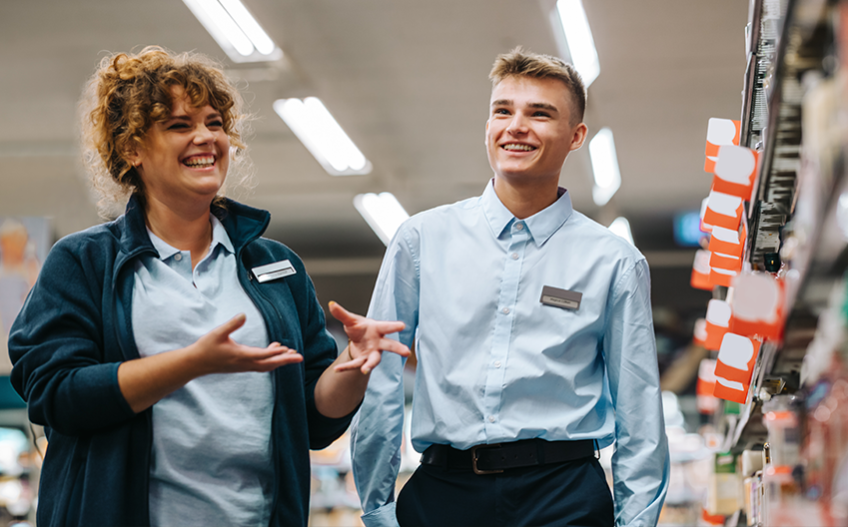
[{"xmin": 351, "ymin": 181, "xmax": 669, "ymax": 527}]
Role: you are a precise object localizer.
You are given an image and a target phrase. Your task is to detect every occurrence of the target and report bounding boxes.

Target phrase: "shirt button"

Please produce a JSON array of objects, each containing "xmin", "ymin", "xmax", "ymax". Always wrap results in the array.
[
  {"xmin": 174, "ymin": 254, "xmax": 182, "ymax": 261},
  {"xmin": 515, "ymin": 223, "xmax": 524, "ymax": 231},
  {"xmin": 501, "ymin": 307, "xmax": 510, "ymax": 315},
  {"xmin": 488, "ymin": 415, "xmax": 496, "ymax": 423},
  {"xmin": 511, "ymin": 252, "xmax": 519, "ymax": 260},
  {"xmin": 494, "ymin": 361, "xmax": 501, "ymax": 368}
]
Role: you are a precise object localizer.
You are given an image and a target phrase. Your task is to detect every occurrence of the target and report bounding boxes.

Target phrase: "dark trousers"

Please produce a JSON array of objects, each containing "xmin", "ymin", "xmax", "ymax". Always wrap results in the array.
[{"xmin": 395, "ymin": 456, "xmax": 614, "ymax": 527}]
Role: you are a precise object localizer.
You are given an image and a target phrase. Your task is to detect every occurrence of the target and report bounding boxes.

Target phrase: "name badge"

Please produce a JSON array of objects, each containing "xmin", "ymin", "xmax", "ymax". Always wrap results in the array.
[
  {"xmin": 540, "ymin": 285, "xmax": 582, "ymax": 310},
  {"xmin": 252, "ymin": 259, "xmax": 296, "ymax": 283}
]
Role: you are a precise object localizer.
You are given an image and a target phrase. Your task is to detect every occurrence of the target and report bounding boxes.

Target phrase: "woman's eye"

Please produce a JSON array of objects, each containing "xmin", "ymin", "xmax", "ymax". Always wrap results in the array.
[
  {"xmin": 209, "ymin": 120, "xmax": 223, "ymax": 127},
  {"xmin": 168, "ymin": 123, "xmax": 188, "ymax": 130}
]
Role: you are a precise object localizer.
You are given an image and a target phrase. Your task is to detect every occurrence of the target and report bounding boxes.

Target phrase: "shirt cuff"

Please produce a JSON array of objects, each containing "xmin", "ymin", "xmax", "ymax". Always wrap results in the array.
[{"xmin": 361, "ymin": 502, "xmax": 399, "ymax": 527}]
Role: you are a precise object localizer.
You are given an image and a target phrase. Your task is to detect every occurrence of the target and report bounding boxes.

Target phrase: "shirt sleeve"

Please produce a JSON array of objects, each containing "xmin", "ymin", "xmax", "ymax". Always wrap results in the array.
[
  {"xmin": 350, "ymin": 224, "xmax": 419, "ymax": 527},
  {"xmin": 8, "ymin": 243, "xmax": 136, "ymax": 435},
  {"xmin": 296, "ymin": 261, "xmax": 358, "ymax": 450},
  {"xmin": 602, "ymin": 258, "xmax": 670, "ymax": 527}
]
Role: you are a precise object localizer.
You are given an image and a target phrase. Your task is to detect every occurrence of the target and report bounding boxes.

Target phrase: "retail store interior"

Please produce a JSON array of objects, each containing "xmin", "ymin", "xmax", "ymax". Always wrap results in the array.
[{"xmin": 2, "ymin": 0, "xmax": 848, "ymax": 525}]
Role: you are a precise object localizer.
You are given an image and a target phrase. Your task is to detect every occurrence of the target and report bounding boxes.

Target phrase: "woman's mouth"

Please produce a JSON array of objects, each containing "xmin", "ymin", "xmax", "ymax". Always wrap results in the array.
[{"xmin": 182, "ymin": 155, "xmax": 216, "ymax": 168}]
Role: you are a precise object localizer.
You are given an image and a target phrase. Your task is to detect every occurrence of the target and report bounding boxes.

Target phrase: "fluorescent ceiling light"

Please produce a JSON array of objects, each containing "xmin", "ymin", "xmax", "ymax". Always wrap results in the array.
[
  {"xmin": 554, "ymin": 0, "xmax": 600, "ymax": 86},
  {"xmin": 589, "ymin": 127, "xmax": 621, "ymax": 206},
  {"xmin": 353, "ymin": 192, "xmax": 409, "ymax": 245},
  {"xmin": 274, "ymin": 97, "xmax": 372, "ymax": 176},
  {"xmin": 608, "ymin": 217, "xmax": 634, "ymax": 245},
  {"xmin": 182, "ymin": 0, "xmax": 282, "ymax": 63}
]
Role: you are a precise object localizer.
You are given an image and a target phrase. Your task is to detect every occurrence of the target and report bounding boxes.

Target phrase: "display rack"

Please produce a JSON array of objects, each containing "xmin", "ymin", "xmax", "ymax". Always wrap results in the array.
[{"xmin": 720, "ymin": 0, "xmax": 847, "ymax": 456}]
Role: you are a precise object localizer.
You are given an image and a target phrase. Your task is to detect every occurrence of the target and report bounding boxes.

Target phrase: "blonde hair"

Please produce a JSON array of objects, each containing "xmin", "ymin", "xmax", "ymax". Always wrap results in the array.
[
  {"xmin": 79, "ymin": 46, "xmax": 251, "ymax": 216},
  {"xmin": 489, "ymin": 47, "xmax": 586, "ymax": 125}
]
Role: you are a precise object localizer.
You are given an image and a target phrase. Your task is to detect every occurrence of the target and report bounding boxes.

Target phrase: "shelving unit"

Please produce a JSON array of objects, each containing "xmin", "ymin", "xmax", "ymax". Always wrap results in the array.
[{"xmin": 719, "ymin": 0, "xmax": 847, "ymax": 456}]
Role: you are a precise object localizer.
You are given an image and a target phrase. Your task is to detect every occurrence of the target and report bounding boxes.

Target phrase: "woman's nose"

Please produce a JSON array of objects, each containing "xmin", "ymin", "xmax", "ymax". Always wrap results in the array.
[{"xmin": 193, "ymin": 124, "xmax": 215, "ymax": 144}]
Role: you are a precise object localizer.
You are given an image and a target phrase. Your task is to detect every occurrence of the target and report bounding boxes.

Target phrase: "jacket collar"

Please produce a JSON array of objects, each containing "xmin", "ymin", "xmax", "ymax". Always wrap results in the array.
[
  {"xmin": 481, "ymin": 179, "xmax": 573, "ymax": 247},
  {"xmin": 117, "ymin": 194, "xmax": 270, "ymax": 260}
]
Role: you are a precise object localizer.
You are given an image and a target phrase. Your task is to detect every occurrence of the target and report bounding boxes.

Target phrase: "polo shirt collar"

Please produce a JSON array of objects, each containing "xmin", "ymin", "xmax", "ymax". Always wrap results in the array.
[
  {"xmin": 147, "ymin": 214, "xmax": 234, "ymax": 261},
  {"xmin": 481, "ymin": 179, "xmax": 574, "ymax": 246}
]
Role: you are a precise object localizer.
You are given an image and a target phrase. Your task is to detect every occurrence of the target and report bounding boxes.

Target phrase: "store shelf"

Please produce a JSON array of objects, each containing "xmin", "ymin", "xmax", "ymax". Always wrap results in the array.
[{"xmin": 722, "ymin": 0, "xmax": 847, "ymax": 453}]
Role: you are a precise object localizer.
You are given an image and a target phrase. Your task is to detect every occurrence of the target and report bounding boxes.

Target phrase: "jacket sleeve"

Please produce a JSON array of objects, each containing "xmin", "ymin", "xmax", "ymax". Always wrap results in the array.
[
  {"xmin": 8, "ymin": 241, "xmax": 136, "ymax": 435},
  {"xmin": 293, "ymin": 256, "xmax": 357, "ymax": 450},
  {"xmin": 602, "ymin": 258, "xmax": 670, "ymax": 527},
  {"xmin": 351, "ymin": 224, "xmax": 419, "ymax": 527}
]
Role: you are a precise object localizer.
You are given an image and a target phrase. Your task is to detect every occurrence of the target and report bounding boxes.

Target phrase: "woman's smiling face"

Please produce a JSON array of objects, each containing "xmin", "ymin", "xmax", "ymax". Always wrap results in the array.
[{"xmin": 131, "ymin": 85, "xmax": 230, "ymax": 207}]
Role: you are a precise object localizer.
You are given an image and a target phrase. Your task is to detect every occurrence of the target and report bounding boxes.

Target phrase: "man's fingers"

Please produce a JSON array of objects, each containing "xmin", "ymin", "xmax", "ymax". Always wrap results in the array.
[
  {"xmin": 328, "ymin": 301, "xmax": 361, "ymax": 326},
  {"xmin": 213, "ymin": 313, "xmax": 247, "ymax": 338}
]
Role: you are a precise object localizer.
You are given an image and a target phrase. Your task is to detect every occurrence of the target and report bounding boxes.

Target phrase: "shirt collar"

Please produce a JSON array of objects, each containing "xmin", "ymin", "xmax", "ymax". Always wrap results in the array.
[
  {"xmin": 146, "ymin": 214, "xmax": 235, "ymax": 261},
  {"xmin": 481, "ymin": 179, "xmax": 574, "ymax": 246}
]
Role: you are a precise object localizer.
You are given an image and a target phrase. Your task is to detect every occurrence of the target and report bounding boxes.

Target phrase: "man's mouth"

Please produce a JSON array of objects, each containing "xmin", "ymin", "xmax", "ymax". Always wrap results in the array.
[
  {"xmin": 501, "ymin": 144, "xmax": 536, "ymax": 152},
  {"xmin": 183, "ymin": 155, "xmax": 216, "ymax": 168}
]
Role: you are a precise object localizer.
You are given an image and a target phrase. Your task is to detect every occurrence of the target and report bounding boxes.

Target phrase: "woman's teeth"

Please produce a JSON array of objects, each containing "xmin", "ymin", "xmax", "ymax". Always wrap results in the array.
[{"xmin": 184, "ymin": 156, "xmax": 215, "ymax": 167}]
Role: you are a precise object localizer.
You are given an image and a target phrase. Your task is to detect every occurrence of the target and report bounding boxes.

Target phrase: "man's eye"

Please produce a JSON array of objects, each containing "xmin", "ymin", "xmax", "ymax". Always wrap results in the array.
[
  {"xmin": 534, "ymin": 112, "xmax": 550, "ymax": 118},
  {"xmin": 494, "ymin": 109, "xmax": 510, "ymax": 115}
]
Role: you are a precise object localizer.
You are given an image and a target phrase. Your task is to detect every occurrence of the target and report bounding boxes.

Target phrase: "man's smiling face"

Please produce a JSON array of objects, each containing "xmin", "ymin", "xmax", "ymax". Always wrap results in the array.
[{"xmin": 486, "ymin": 75, "xmax": 585, "ymax": 184}]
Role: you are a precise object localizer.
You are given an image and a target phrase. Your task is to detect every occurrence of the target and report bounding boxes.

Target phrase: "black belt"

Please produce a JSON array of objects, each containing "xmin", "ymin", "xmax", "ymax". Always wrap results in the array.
[{"xmin": 421, "ymin": 438, "xmax": 595, "ymax": 475}]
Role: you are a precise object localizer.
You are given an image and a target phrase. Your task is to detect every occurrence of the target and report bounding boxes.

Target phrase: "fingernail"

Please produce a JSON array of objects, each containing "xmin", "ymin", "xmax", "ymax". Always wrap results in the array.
[
  {"xmin": 329, "ymin": 300, "xmax": 336, "ymax": 306},
  {"xmin": 362, "ymin": 367, "xmax": 371, "ymax": 374}
]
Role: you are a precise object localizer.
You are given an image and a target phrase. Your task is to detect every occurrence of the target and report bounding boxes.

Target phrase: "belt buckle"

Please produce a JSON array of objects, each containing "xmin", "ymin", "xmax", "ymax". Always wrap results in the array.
[{"xmin": 471, "ymin": 443, "xmax": 503, "ymax": 475}]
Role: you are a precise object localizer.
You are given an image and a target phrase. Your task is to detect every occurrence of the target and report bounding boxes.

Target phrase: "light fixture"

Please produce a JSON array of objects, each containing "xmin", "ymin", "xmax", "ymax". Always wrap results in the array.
[
  {"xmin": 553, "ymin": 0, "xmax": 600, "ymax": 86},
  {"xmin": 353, "ymin": 193, "xmax": 409, "ymax": 245},
  {"xmin": 181, "ymin": 0, "xmax": 282, "ymax": 63},
  {"xmin": 274, "ymin": 97, "xmax": 372, "ymax": 176},
  {"xmin": 608, "ymin": 217, "xmax": 634, "ymax": 245},
  {"xmin": 589, "ymin": 127, "xmax": 621, "ymax": 206}
]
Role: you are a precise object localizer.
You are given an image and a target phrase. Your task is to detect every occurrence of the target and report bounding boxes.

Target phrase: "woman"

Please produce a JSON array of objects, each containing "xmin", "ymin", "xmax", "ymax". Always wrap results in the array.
[{"xmin": 7, "ymin": 46, "xmax": 408, "ymax": 527}]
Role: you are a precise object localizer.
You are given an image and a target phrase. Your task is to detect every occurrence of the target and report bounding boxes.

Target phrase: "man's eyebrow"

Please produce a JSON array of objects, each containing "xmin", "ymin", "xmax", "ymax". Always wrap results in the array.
[
  {"xmin": 491, "ymin": 99, "xmax": 513, "ymax": 107},
  {"xmin": 528, "ymin": 102, "xmax": 559, "ymax": 113}
]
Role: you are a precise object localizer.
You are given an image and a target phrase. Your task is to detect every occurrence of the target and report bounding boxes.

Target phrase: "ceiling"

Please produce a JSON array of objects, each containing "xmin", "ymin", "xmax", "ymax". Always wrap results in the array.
[{"xmin": 0, "ymin": 0, "xmax": 749, "ymax": 316}]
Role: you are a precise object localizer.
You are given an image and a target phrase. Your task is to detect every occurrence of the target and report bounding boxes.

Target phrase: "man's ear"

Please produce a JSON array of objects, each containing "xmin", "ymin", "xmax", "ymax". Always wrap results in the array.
[{"xmin": 570, "ymin": 123, "xmax": 588, "ymax": 152}]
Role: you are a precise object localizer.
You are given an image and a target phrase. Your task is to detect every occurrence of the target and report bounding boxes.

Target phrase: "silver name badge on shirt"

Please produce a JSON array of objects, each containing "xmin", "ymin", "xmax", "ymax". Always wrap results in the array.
[
  {"xmin": 540, "ymin": 285, "xmax": 582, "ymax": 310},
  {"xmin": 252, "ymin": 260, "xmax": 296, "ymax": 283}
]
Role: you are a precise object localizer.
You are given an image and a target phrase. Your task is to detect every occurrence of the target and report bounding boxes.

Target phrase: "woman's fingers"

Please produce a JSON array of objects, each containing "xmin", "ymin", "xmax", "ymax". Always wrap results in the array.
[
  {"xmin": 255, "ymin": 349, "xmax": 303, "ymax": 370},
  {"xmin": 378, "ymin": 338, "xmax": 411, "ymax": 357},
  {"xmin": 212, "ymin": 313, "xmax": 247, "ymax": 339},
  {"xmin": 328, "ymin": 301, "xmax": 361, "ymax": 326},
  {"xmin": 374, "ymin": 320, "xmax": 406, "ymax": 335},
  {"xmin": 360, "ymin": 350, "xmax": 384, "ymax": 374},
  {"xmin": 334, "ymin": 355, "xmax": 367, "ymax": 372}
]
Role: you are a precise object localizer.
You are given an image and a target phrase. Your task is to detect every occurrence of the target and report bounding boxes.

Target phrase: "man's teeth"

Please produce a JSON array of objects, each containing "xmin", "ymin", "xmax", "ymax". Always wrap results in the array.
[
  {"xmin": 184, "ymin": 156, "xmax": 215, "ymax": 167},
  {"xmin": 502, "ymin": 144, "xmax": 535, "ymax": 151}
]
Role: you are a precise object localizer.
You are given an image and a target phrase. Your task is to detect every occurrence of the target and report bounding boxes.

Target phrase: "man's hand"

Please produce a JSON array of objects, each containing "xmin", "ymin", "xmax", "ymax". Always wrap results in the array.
[{"xmin": 328, "ymin": 301, "xmax": 410, "ymax": 374}]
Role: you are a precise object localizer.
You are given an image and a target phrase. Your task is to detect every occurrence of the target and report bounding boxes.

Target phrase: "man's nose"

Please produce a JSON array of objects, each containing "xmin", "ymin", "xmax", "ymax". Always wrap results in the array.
[{"xmin": 506, "ymin": 114, "xmax": 529, "ymax": 134}]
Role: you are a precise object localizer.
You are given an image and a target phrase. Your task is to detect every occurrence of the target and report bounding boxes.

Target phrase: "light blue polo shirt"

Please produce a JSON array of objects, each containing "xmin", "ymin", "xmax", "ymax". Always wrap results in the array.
[{"xmin": 132, "ymin": 215, "xmax": 274, "ymax": 527}]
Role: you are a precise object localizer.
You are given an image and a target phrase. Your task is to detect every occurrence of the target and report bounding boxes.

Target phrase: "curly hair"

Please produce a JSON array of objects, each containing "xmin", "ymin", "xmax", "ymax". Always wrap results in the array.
[
  {"xmin": 79, "ymin": 46, "xmax": 252, "ymax": 216},
  {"xmin": 489, "ymin": 46, "xmax": 586, "ymax": 125}
]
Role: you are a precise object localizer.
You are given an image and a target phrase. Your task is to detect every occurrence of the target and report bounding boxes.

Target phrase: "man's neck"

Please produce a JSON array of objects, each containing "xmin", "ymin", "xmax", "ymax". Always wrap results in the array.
[{"xmin": 492, "ymin": 175, "xmax": 561, "ymax": 220}]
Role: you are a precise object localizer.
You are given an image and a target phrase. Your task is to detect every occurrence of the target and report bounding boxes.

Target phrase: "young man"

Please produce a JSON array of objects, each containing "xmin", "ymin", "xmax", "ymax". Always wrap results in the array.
[{"xmin": 351, "ymin": 48, "xmax": 669, "ymax": 527}]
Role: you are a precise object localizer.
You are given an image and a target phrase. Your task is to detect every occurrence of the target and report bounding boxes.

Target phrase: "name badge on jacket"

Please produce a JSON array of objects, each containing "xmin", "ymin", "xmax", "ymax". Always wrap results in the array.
[
  {"xmin": 252, "ymin": 260, "xmax": 296, "ymax": 283},
  {"xmin": 540, "ymin": 285, "xmax": 582, "ymax": 310}
]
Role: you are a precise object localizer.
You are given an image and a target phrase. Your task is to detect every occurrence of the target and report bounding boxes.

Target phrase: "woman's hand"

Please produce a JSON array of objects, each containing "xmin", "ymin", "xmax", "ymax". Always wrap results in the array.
[
  {"xmin": 190, "ymin": 313, "xmax": 303, "ymax": 375},
  {"xmin": 328, "ymin": 301, "xmax": 410, "ymax": 374}
]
